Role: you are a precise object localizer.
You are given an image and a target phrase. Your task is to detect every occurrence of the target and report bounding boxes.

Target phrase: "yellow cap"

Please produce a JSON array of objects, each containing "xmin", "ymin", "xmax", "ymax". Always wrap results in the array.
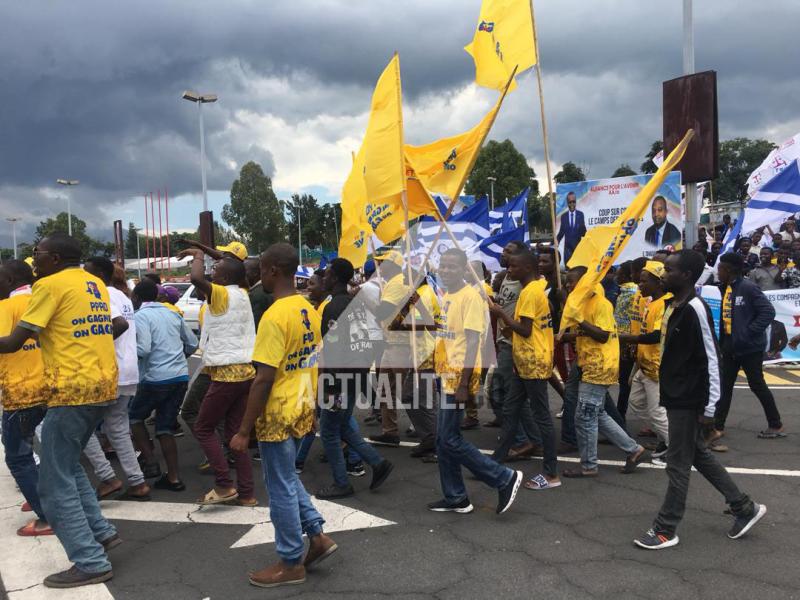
[
  {"xmin": 642, "ymin": 260, "xmax": 665, "ymax": 279},
  {"xmin": 216, "ymin": 241, "xmax": 247, "ymax": 261},
  {"xmin": 375, "ymin": 249, "xmax": 404, "ymax": 268}
]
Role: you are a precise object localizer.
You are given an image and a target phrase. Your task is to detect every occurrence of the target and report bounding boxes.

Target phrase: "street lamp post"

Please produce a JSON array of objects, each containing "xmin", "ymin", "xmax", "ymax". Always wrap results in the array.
[
  {"xmin": 487, "ymin": 176, "xmax": 497, "ymax": 209},
  {"xmin": 56, "ymin": 179, "xmax": 79, "ymax": 236},
  {"xmin": 181, "ymin": 91, "xmax": 218, "ymax": 213},
  {"xmin": 296, "ymin": 201, "xmax": 303, "ymax": 266},
  {"xmin": 6, "ymin": 218, "xmax": 20, "ymax": 259}
]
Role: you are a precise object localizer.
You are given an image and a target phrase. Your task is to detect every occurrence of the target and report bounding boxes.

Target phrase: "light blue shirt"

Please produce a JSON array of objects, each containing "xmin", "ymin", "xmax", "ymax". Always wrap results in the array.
[{"xmin": 135, "ymin": 302, "xmax": 198, "ymax": 384}]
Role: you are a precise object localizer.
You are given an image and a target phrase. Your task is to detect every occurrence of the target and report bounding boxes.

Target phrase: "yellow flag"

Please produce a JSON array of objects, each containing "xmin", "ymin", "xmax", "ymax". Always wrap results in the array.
[
  {"xmin": 338, "ymin": 148, "xmax": 370, "ymax": 267},
  {"xmin": 363, "ymin": 54, "xmax": 405, "ymax": 202},
  {"xmin": 561, "ymin": 130, "xmax": 695, "ymax": 329},
  {"xmin": 405, "ymin": 94, "xmax": 504, "ymax": 204},
  {"xmin": 464, "ymin": 0, "xmax": 537, "ymax": 91}
]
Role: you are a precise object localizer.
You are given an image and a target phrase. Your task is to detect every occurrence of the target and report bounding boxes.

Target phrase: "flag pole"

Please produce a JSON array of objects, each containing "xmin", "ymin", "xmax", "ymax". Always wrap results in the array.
[{"xmin": 529, "ymin": 0, "xmax": 561, "ymax": 289}]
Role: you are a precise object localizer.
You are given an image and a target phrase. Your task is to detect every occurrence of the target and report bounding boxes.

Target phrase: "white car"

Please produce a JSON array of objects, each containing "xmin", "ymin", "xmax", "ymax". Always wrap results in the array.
[{"xmin": 176, "ymin": 284, "xmax": 204, "ymax": 335}]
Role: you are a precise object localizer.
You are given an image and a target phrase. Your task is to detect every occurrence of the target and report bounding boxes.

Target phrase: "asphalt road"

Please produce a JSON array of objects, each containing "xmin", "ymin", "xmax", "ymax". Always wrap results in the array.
[{"xmin": 2, "ymin": 378, "xmax": 799, "ymax": 600}]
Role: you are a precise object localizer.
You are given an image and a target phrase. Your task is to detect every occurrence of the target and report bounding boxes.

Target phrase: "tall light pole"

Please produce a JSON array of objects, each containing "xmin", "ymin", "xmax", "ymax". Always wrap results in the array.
[
  {"xmin": 487, "ymin": 176, "xmax": 497, "ymax": 209},
  {"xmin": 682, "ymin": 0, "xmax": 698, "ymax": 247},
  {"xmin": 56, "ymin": 179, "xmax": 79, "ymax": 236},
  {"xmin": 331, "ymin": 203, "xmax": 339, "ymax": 248},
  {"xmin": 6, "ymin": 218, "xmax": 20, "ymax": 259},
  {"xmin": 182, "ymin": 91, "xmax": 218, "ymax": 213}
]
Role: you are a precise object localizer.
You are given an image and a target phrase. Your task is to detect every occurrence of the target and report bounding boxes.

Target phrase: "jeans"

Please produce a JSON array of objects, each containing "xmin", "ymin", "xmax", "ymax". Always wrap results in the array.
[
  {"xmin": 194, "ymin": 380, "xmax": 254, "ymax": 499},
  {"xmin": 717, "ymin": 350, "xmax": 783, "ymax": 431},
  {"xmin": 2, "ymin": 405, "xmax": 47, "ymax": 520},
  {"xmin": 575, "ymin": 382, "xmax": 639, "ymax": 471},
  {"xmin": 84, "ymin": 393, "xmax": 145, "ymax": 486},
  {"xmin": 492, "ymin": 343, "xmax": 537, "ymax": 446},
  {"xmin": 654, "ymin": 409, "xmax": 753, "ymax": 535},
  {"xmin": 436, "ymin": 397, "xmax": 513, "ymax": 504},
  {"xmin": 259, "ymin": 439, "xmax": 325, "ymax": 564},
  {"xmin": 400, "ymin": 369, "xmax": 438, "ymax": 448},
  {"xmin": 180, "ymin": 372, "xmax": 211, "ymax": 431},
  {"xmin": 320, "ymin": 398, "xmax": 383, "ymax": 487},
  {"xmin": 39, "ymin": 405, "xmax": 117, "ymax": 574},
  {"xmin": 562, "ymin": 365, "xmax": 627, "ymax": 446},
  {"xmin": 493, "ymin": 373, "xmax": 547, "ymax": 463},
  {"xmin": 295, "ymin": 406, "xmax": 364, "ymax": 465}
]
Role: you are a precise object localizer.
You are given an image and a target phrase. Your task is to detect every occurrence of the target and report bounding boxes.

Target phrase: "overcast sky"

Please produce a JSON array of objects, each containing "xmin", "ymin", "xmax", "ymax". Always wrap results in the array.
[{"xmin": 1, "ymin": 0, "xmax": 798, "ymax": 248}]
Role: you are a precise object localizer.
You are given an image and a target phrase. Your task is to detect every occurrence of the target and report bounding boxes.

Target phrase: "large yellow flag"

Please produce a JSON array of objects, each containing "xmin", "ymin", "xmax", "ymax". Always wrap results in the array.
[
  {"xmin": 464, "ymin": 0, "xmax": 537, "ymax": 91},
  {"xmin": 405, "ymin": 93, "xmax": 504, "ymax": 204},
  {"xmin": 561, "ymin": 130, "xmax": 695, "ymax": 329},
  {"xmin": 338, "ymin": 148, "xmax": 370, "ymax": 267},
  {"xmin": 363, "ymin": 54, "xmax": 405, "ymax": 202}
]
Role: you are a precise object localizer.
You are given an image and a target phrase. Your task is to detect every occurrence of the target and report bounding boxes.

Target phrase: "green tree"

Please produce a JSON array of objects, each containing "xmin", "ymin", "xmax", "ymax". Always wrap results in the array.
[
  {"xmin": 125, "ymin": 222, "xmax": 140, "ymax": 259},
  {"xmin": 611, "ymin": 164, "xmax": 637, "ymax": 178},
  {"xmin": 34, "ymin": 212, "xmax": 107, "ymax": 257},
  {"xmin": 640, "ymin": 141, "xmax": 663, "ymax": 174},
  {"xmin": 553, "ymin": 161, "xmax": 586, "ymax": 184},
  {"xmin": 222, "ymin": 161, "xmax": 286, "ymax": 253},
  {"xmin": 465, "ymin": 139, "xmax": 537, "ymax": 206},
  {"xmin": 715, "ymin": 138, "xmax": 776, "ymax": 204}
]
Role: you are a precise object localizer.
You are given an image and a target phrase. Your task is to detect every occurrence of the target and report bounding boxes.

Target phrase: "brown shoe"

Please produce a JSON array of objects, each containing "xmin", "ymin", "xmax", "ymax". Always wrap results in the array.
[
  {"xmin": 248, "ymin": 561, "xmax": 305, "ymax": 588},
  {"xmin": 621, "ymin": 445, "xmax": 646, "ymax": 474},
  {"xmin": 304, "ymin": 533, "xmax": 338, "ymax": 569}
]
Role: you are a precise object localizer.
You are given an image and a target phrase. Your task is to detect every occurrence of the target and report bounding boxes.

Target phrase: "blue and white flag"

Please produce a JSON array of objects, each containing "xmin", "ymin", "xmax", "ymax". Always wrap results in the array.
[
  {"xmin": 741, "ymin": 160, "xmax": 800, "ymax": 234},
  {"xmin": 489, "ymin": 188, "xmax": 529, "ymax": 236},
  {"xmin": 474, "ymin": 226, "xmax": 527, "ymax": 272},
  {"xmin": 718, "ymin": 209, "xmax": 744, "ymax": 258}
]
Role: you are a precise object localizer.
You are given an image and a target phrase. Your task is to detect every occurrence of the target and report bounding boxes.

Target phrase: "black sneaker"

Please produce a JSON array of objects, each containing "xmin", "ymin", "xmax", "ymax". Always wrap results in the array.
[
  {"xmin": 346, "ymin": 463, "xmax": 366, "ymax": 477},
  {"xmin": 369, "ymin": 460, "xmax": 394, "ymax": 491},
  {"xmin": 153, "ymin": 475, "xmax": 186, "ymax": 492},
  {"xmin": 651, "ymin": 442, "xmax": 668, "ymax": 459},
  {"xmin": 427, "ymin": 498, "xmax": 474, "ymax": 514},
  {"xmin": 172, "ymin": 424, "xmax": 184, "ymax": 438},
  {"xmin": 100, "ymin": 534, "xmax": 123, "ymax": 552},
  {"xmin": 728, "ymin": 503, "xmax": 767, "ymax": 539},
  {"xmin": 634, "ymin": 528, "xmax": 679, "ymax": 550},
  {"xmin": 295, "ymin": 461, "xmax": 304, "ymax": 474},
  {"xmin": 315, "ymin": 483, "xmax": 355, "ymax": 499},
  {"xmin": 410, "ymin": 443, "xmax": 435, "ymax": 458},
  {"xmin": 43, "ymin": 566, "xmax": 113, "ymax": 589},
  {"xmin": 142, "ymin": 462, "xmax": 162, "ymax": 480},
  {"xmin": 368, "ymin": 433, "xmax": 400, "ymax": 447},
  {"xmin": 496, "ymin": 470, "xmax": 523, "ymax": 514}
]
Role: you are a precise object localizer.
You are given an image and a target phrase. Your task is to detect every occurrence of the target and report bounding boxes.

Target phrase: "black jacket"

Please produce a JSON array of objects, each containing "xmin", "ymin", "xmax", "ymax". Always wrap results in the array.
[
  {"xmin": 718, "ymin": 276, "xmax": 775, "ymax": 357},
  {"xmin": 659, "ymin": 294, "xmax": 722, "ymax": 416}
]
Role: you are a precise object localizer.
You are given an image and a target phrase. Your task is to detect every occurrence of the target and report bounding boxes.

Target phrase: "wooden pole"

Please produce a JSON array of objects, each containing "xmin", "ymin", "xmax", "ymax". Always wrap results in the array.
[{"xmin": 529, "ymin": 0, "xmax": 561, "ymax": 289}]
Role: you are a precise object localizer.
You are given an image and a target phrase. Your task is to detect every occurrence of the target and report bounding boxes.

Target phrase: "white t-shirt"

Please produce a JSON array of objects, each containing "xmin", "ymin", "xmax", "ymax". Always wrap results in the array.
[{"xmin": 109, "ymin": 286, "xmax": 140, "ymax": 387}]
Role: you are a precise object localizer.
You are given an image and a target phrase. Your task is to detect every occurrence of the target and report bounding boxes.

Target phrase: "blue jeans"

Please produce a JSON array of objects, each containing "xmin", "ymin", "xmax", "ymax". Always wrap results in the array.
[
  {"xmin": 562, "ymin": 365, "xmax": 627, "ymax": 446},
  {"xmin": 320, "ymin": 400, "xmax": 382, "ymax": 487},
  {"xmin": 39, "ymin": 405, "xmax": 117, "ymax": 574},
  {"xmin": 2, "ymin": 405, "xmax": 47, "ymax": 520},
  {"xmin": 295, "ymin": 408, "xmax": 362, "ymax": 467},
  {"xmin": 259, "ymin": 439, "xmax": 325, "ymax": 564},
  {"xmin": 437, "ymin": 397, "xmax": 514, "ymax": 504},
  {"xmin": 492, "ymin": 343, "xmax": 535, "ymax": 446},
  {"xmin": 575, "ymin": 382, "xmax": 639, "ymax": 471}
]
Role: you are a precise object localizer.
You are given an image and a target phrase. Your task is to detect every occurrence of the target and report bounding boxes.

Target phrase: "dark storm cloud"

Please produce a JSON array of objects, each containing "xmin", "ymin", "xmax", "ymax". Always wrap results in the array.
[{"xmin": 1, "ymin": 0, "xmax": 799, "ymax": 247}]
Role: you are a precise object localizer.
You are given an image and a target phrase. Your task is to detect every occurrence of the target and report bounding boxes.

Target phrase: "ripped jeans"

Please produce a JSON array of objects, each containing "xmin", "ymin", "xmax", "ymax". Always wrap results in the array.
[{"xmin": 575, "ymin": 382, "xmax": 639, "ymax": 471}]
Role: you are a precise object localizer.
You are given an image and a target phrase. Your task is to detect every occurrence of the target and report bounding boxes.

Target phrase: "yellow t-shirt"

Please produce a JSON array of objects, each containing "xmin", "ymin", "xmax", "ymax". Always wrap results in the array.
[
  {"xmin": 316, "ymin": 297, "xmax": 331, "ymax": 318},
  {"xmin": 628, "ymin": 289, "xmax": 647, "ymax": 336},
  {"xmin": 198, "ymin": 302, "xmax": 207, "ymax": 328},
  {"xmin": 434, "ymin": 284, "xmax": 484, "ymax": 395},
  {"xmin": 721, "ymin": 285, "xmax": 732, "ymax": 335},
  {"xmin": 637, "ymin": 293, "xmax": 673, "ymax": 381},
  {"xmin": 0, "ymin": 291, "xmax": 47, "ymax": 410},
  {"xmin": 204, "ymin": 283, "xmax": 256, "ymax": 382},
  {"xmin": 252, "ymin": 294, "xmax": 320, "ymax": 442},
  {"xmin": 576, "ymin": 289, "xmax": 619, "ymax": 386},
  {"xmin": 482, "ymin": 282, "xmax": 494, "ymax": 300},
  {"xmin": 512, "ymin": 279, "xmax": 554, "ymax": 380},
  {"xmin": 416, "ymin": 283, "xmax": 439, "ymax": 371},
  {"xmin": 20, "ymin": 268, "xmax": 118, "ymax": 407},
  {"xmin": 381, "ymin": 273, "xmax": 410, "ymax": 345}
]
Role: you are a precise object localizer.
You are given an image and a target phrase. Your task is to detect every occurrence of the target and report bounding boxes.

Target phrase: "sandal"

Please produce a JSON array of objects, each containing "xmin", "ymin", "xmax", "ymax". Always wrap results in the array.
[
  {"xmin": 758, "ymin": 429, "xmax": 787, "ymax": 439},
  {"xmin": 621, "ymin": 446, "xmax": 646, "ymax": 474},
  {"xmin": 96, "ymin": 480, "xmax": 123, "ymax": 500},
  {"xmin": 17, "ymin": 520, "xmax": 54, "ymax": 537},
  {"xmin": 524, "ymin": 473, "xmax": 562, "ymax": 490},
  {"xmin": 198, "ymin": 488, "xmax": 238, "ymax": 505},
  {"xmin": 562, "ymin": 468, "xmax": 598, "ymax": 478}
]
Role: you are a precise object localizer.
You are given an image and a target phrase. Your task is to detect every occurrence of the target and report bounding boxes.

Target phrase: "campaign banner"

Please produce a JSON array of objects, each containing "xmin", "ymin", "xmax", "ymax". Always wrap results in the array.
[
  {"xmin": 555, "ymin": 172, "xmax": 683, "ymax": 265},
  {"xmin": 698, "ymin": 285, "xmax": 800, "ymax": 363}
]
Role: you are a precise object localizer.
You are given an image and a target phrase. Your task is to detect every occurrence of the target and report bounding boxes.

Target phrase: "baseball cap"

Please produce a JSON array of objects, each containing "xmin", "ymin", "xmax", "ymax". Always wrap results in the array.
[
  {"xmin": 642, "ymin": 260, "xmax": 665, "ymax": 279},
  {"xmin": 374, "ymin": 250, "xmax": 403, "ymax": 268},
  {"xmin": 162, "ymin": 285, "xmax": 182, "ymax": 304},
  {"xmin": 216, "ymin": 241, "xmax": 247, "ymax": 261}
]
